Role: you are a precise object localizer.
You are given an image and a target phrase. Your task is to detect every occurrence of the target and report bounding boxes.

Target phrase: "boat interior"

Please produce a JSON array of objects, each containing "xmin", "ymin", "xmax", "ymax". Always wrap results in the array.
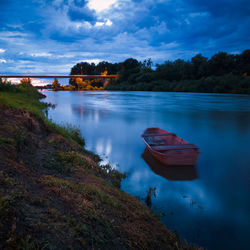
[
  {"xmin": 144, "ymin": 133, "xmax": 178, "ymax": 146},
  {"xmin": 144, "ymin": 133, "xmax": 197, "ymax": 152}
]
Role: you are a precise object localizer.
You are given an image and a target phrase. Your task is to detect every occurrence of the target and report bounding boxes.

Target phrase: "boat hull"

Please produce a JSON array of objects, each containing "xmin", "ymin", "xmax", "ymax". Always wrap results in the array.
[
  {"xmin": 146, "ymin": 145, "xmax": 199, "ymax": 166},
  {"xmin": 142, "ymin": 148, "xmax": 198, "ymax": 180}
]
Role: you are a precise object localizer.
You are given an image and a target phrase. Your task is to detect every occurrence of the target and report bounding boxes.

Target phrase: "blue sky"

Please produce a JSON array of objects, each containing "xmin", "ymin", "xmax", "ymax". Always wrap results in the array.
[{"xmin": 0, "ymin": 0, "xmax": 250, "ymax": 75}]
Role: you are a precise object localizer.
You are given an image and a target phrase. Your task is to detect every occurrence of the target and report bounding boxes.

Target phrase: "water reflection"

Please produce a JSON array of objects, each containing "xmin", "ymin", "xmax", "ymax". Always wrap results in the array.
[
  {"xmin": 142, "ymin": 148, "xmax": 198, "ymax": 181},
  {"xmin": 95, "ymin": 138, "xmax": 112, "ymax": 156},
  {"xmin": 73, "ymin": 105, "xmax": 109, "ymax": 122}
]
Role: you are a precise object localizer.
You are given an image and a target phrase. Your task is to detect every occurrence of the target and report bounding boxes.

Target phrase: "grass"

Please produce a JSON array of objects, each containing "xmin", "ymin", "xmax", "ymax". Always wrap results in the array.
[
  {"xmin": 0, "ymin": 135, "xmax": 14, "ymax": 145},
  {"xmin": 0, "ymin": 91, "xmax": 47, "ymax": 116},
  {"xmin": 14, "ymin": 128, "xmax": 26, "ymax": 152},
  {"xmin": 47, "ymin": 122, "xmax": 85, "ymax": 147},
  {"xmin": 0, "ymin": 82, "xmax": 85, "ymax": 147},
  {"xmin": 39, "ymin": 175, "xmax": 120, "ymax": 208},
  {"xmin": 0, "ymin": 171, "xmax": 17, "ymax": 187}
]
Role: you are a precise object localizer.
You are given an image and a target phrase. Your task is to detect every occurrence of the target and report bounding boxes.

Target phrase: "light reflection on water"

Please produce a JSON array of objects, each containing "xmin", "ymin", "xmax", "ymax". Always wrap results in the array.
[{"xmin": 42, "ymin": 90, "xmax": 250, "ymax": 250}]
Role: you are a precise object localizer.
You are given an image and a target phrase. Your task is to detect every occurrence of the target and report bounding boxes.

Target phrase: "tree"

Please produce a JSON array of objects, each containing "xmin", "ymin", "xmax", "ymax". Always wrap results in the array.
[
  {"xmin": 140, "ymin": 58, "xmax": 153, "ymax": 72},
  {"xmin": 208, "ymin": 52, "xmax": 236, "ymax": 76},
  {"xmin": 52, "ymin": 78, "xmax": 60, "ymax": 91},
  {"xmin": 118, "ymin": 58, "xmax": 141, "ymax": 83},
  {"xmin": 156, "ymin": 60, "xmax": 186, "ymax": 81},
  {"xmin": 191, "ymin": 54, "xmax": 208, "ymax": 79},
  {"xmin": 70, "ymin": 62, "xmax": 96, "ymax": 86},
  {"xmin": 237, "ymin": 49, "xmax": 250, "ymax": 75},
  {"xmin": 20, "ymin": 78, "xmax": 32, "ymax": 86}
]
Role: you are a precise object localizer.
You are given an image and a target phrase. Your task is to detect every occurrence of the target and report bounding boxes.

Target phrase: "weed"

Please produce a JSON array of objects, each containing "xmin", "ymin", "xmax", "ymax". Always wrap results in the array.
[
  {"xmin": 0, "ymin": 135, "xmax": 14, "ymax": 145},
  {"xmin": 0, "ymin": 172, "xmax": 17, "ymax": 186},
  {"xmin": 47, "ymin": 122, "xmax": 85, "ymax": 147},
  {"xmin": 39, "ymin": 175, "xmax": 120, "ymax": 208},
  {"xmin": 15, "ymin": 129, "xmax": 26, "ymax": 152},
  {"xmin": 45, "ymin": 156, "xmax": 72, "ymax": 174},
  {"xmin": 0, "ymin": 196, "xmax": 9, "ymax": 212},
  {"xmin": 152, "ymin": 212, "xmax": 166, "ymax": 220},
  {"xmin": 82, "ymin": 149, "xmax": 102, "ymax": 163},
  {"xmin": 18, "ymin": 236, "xmax": 40, "ymax": 250},
  {"xmin": 29, "ymin": 198, "xmax": 45, "ymax": 207},
  {"xmin": 100, "ymin": 164, "xmax": 127, "ymax": 188},
  {"xmin": 56, "ymin": 151, "xmax": 87, "ymax": 166},
  {"xmin": 145, "ymin": 187, "xmax": 156, "ymax": 208}
]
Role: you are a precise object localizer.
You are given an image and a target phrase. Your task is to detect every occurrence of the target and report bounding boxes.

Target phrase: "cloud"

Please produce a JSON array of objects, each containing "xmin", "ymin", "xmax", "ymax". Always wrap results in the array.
[
  {"xmin": 30, "ymin": 53, "xmax": 52, "ymax": 57},
  {"xmin": 83, "ymin": 59, "xmax": 102, "ymax": 64},
  {"xmin": 87, "ymin": 0, "xmax": 118, "ymax": 12},
  {"xmin": 95, "ymin": 19, "xmax": 113, "ymax": 27},
  {"xmin": 67, "ymin": 5, "xmax": 96, "ymax": 22},
  {"xmin": 0, "ymin": 0, "xmax": 249, "ymax": 74}
]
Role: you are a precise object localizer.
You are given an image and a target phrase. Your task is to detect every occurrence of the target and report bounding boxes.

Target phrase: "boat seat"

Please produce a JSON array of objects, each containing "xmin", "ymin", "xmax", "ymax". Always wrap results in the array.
[
  {"xmin": 145, "ymin": 136, "xmax": 165, "ymax": 146},
  {"xmin": 152, "ymin": 144, "xmax": 198, "ymax": 151}
]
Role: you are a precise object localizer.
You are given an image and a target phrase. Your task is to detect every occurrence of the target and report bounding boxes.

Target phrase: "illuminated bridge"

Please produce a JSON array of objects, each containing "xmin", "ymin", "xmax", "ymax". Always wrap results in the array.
[{"xmin": 0, "ymin": 75, "xmax": 117, "ymax": 79}]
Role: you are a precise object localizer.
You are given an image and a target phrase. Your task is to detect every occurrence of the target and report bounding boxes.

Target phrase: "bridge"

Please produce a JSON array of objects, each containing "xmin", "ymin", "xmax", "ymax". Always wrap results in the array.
[{"xmin": 0, "ymin": 75, "xmax": 117, "ymax": 79}]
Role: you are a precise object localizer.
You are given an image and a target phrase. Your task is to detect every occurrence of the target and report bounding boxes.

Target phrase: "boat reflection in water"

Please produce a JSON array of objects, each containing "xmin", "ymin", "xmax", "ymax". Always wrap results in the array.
[{"xmin": 142, "ymin": 148, "xmax": 198, "ymax": 181}]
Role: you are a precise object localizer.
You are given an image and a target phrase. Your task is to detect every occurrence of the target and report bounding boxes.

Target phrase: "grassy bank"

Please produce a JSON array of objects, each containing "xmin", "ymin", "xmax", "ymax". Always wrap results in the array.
[{"xmin": 0, "ymin": 82, "xmax": 200, "ymax": 249}]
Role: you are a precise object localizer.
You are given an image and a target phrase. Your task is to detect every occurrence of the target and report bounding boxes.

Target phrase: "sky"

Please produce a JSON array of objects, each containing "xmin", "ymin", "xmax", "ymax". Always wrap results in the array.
[{"xmin": 0, "ymin": 0, "xmax": 250, "ymax": 76}]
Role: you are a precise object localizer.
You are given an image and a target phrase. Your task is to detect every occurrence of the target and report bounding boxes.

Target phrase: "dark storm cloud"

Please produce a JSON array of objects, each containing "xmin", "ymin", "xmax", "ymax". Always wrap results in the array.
[
  {"xmin": 0, "ymin": 0, "xmax": 249, "ymax": 74},
  {"xmin": 68, "ymin": 6, "xmax": 95, "ymax": 22}
]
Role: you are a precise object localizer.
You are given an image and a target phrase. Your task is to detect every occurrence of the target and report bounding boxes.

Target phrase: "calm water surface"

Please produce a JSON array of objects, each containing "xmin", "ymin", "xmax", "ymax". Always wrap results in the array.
[{"xmin": 42, "ymin": 90, "xmax": 250, "ymax": 250}]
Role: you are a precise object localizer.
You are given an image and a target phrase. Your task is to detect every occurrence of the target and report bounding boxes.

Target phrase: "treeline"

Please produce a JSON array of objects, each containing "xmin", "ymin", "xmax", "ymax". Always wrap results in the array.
[{"xmin": 70, "ymin": 50, "xmax": 250, "ymax": 94}]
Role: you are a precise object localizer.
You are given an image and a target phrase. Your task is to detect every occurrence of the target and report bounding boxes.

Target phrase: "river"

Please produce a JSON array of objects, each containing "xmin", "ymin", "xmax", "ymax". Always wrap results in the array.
[{"xmin": 42, "ymin": 90, "xmax": 250, "ymax": 250}]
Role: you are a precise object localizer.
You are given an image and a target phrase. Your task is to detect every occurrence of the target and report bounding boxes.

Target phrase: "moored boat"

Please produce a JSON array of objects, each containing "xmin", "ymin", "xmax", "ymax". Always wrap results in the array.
[{"xmin": 141, "ymin": 128, "xmax": 200, "ymax": 166}]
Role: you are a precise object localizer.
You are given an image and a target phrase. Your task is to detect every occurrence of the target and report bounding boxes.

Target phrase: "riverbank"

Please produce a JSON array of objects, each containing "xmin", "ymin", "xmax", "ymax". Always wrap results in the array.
[
  {"xmin": 0, "ymin": 83, "xmax": 200, "ymax": 249},
  {"xmin": 106, "ymin": 74, "xmax": 250, "ymax": 94},
  {"xmin": 40, "ymin": 74, "xmax": 250, "ymax": 94}
]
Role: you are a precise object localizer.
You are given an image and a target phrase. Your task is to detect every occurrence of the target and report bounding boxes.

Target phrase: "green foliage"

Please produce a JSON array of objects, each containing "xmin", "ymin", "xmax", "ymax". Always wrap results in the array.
[
  {"xmin": 0, "ymin": 82, "xmax": 86, "ymax": 147},
  {"xmin": 81, "ymin": 148, "xmax": 102, "ymax": 163},
  {"xmin": 45, "ymin": 151, "xmax": 88, "ymax": 174},
  {"xmin": 47, "ymin": 122, "xmax": 85, "ymax": 147},
  {"xmin": 0, "ymin": 79, "xmax": 20, "ymax": 92},
  {"xmin": 45, "ymin": 154, "xmax": 73, "ymax": 174},
  {"xmin": 100, "ymin": 164, "xmax": 127, "ymax": 188},
  {"xmin": 0, "ymin": 78, "xmax": 45, "ymax": 99},
  {"xmin": 0, "ymin": 91, "xmax": 47, "ymax": 117},
  {"xmin": 15, "ymin": 128, "xmax": 26, "ymax": 152},
  {"xmin": 0, "ymin": 135, "xmax": 14, "ymax": 145},
  {"xmin": 52, "ymin": 78, "xmax": 60, "ymax": 91},
  {"xmin": 40, "ymin": 175, "xmax": 120, "ymax": 208},
  {"xmin": 69, "ymin": 61, "xmax": 121, "ymax": 87},
  {"xmin": 104, "ymin": 50, "xmax": 250, "ymax": 94}
]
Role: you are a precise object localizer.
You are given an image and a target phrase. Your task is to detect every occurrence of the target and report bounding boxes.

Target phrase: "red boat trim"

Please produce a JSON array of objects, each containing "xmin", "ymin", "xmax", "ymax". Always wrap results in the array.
[
  {"xmin": 151, "ymin": 144, "xmax": 198, "ymax": 151},
  {"xmin": 141, "ymin": 132, "xmax": 175, "ymax": 137}
]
